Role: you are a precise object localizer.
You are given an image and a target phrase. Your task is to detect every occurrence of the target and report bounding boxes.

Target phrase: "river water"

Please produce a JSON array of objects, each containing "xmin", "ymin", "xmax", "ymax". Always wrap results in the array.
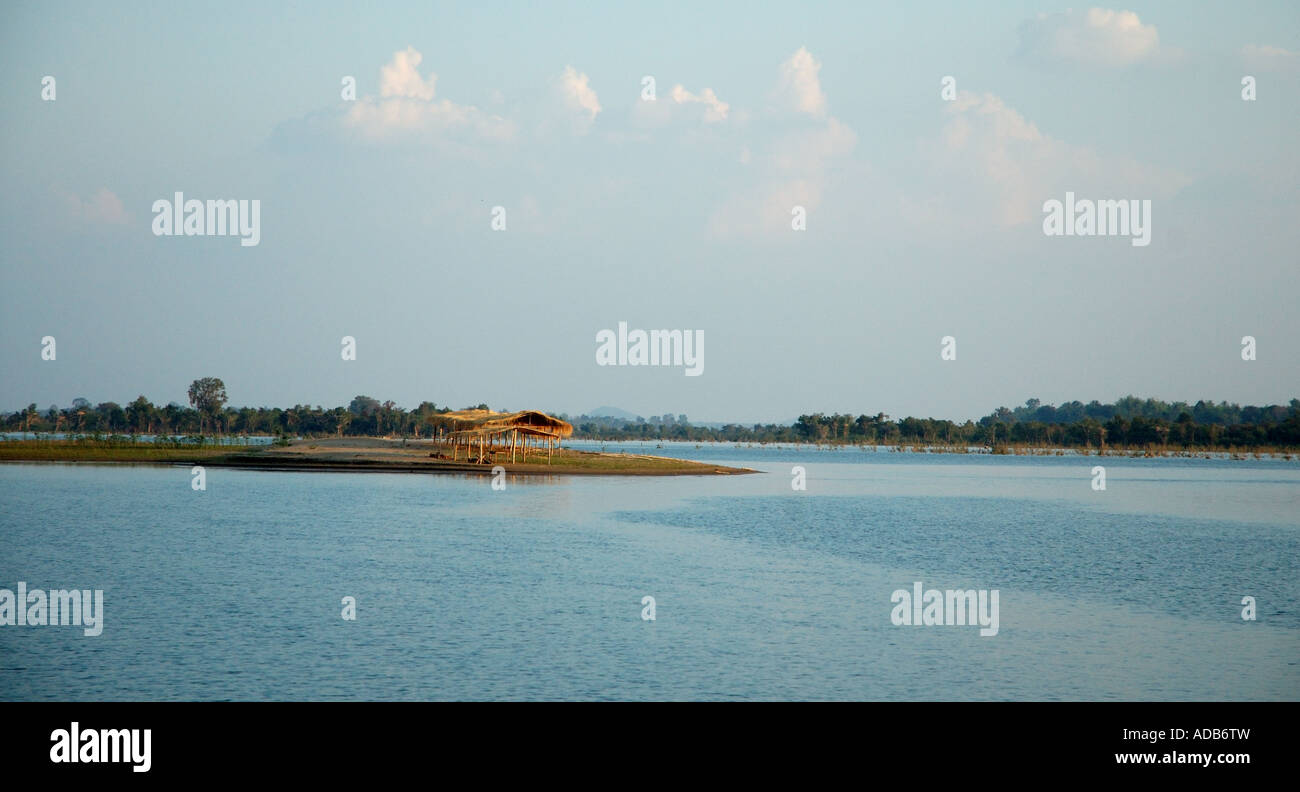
[{"xmin": 1, "ymin": 443, "xmax": 1296, "ymax": 700}]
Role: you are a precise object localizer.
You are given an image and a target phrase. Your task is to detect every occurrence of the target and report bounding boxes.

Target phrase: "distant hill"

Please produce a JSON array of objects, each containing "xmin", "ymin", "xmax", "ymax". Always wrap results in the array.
[{"xmin": 587, "ymin": 406, "xmax": 643, "ymax": 421}]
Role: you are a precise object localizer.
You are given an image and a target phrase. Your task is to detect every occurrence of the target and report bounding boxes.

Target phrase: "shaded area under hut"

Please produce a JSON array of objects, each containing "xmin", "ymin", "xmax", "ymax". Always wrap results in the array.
[{"xmin": 433, "ymin": 409, "xmax": 574, "ymax": 464}]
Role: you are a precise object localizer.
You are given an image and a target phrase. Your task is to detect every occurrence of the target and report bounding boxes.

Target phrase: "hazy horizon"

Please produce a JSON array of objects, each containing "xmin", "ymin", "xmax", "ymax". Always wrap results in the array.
[{"xmin": 4, "ymin": 389, "xmax": 1298, "ymax": 428}]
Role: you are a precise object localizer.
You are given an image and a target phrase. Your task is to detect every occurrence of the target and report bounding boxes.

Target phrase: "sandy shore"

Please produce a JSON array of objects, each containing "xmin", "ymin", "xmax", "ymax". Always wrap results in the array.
[{"xmin": 204, "ymin": 438, "xmax": 758, "ymax": 476}]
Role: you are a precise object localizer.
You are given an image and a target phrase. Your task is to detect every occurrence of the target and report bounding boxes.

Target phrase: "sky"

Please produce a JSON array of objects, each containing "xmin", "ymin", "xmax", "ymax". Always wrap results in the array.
[{"xmin": 1, "ymin": 1, "xmax": 1297, "ymax": 423}]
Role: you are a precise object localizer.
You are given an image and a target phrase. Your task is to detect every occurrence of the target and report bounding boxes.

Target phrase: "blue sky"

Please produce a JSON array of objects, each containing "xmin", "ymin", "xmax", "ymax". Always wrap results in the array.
[{"xmin": 2, "ymin": 1, "xmax": 1297, "ymax": 422}]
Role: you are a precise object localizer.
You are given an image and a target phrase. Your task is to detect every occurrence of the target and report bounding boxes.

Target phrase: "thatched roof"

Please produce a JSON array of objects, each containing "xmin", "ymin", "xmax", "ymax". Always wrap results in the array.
[{"xmin": 435, "ymin": 409, "xmax": 574, "ymax": 439}]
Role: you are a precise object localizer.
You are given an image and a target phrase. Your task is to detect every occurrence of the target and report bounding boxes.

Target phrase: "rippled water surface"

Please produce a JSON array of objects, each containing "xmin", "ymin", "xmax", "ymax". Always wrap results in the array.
[{"xmin": 1, "ymin": 445, "xmax": 1297, "ymax": 700}]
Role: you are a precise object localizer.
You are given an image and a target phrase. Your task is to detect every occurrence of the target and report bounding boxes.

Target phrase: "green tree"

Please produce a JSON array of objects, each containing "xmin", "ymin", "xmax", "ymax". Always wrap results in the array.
[
  {"xmin": 188, "ymin": 378, "xmax": 228, "ymax": 435},
  {"xmin": 126, "ymin": 395, "xmax": 156, "ymax": 434}
]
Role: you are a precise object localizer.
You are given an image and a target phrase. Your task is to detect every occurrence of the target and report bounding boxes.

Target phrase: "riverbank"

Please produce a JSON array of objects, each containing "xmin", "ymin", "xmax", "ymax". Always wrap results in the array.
[
  {"xmin": 0, "ymin": 438, "xmax": 757, "ymax": 476},
  {"xmin": 572, "ymin": 438, "xmax": 1299, "ymax": 460}
]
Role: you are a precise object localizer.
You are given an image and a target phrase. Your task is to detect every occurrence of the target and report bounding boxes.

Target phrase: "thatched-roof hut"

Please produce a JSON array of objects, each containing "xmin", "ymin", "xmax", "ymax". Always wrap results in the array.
[{"xmin": 434, "ymin": 409, "xmax": 573, "ymax": 464}]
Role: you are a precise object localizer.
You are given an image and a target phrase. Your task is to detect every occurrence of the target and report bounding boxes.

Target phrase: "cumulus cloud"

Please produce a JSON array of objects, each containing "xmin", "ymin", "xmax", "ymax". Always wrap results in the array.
[
  {"xmin": 1243, "ymin": 44, "xmax": 1298, "ymax": 71},
  {"xmin": 557, "ymin": 66, "xmax": 601, "ymax": 132},
  {"xmin": 342, "ymin": 47, "xmax": 513, "ymax": 142},
  {"xmin": 380, "ymin": 46, "xmax": 436, "ymax": 100},
  {"xmin": 1243, "ymin": 44, "xmax": 1294, "ymax": 58},
  {"xmin": 911, "ymin": 90, "xmax": 1188, "ymax": 229},
  {"xmin": 60, "ymin": 187, "xmax": 128, "ymax": 225},
  {"xmin": 770, "ymin": 117, "xmax": 857, "ymax": 172},
  {"xmin": 773, "ymin": 46, "xmax": 827, "ymax": 116},
  {"xmin": 711, "ymin": 48, "xmax": 857, "ymax": 237},
  {"xmin": 1018, "ymin": 8, "xmax": 1161, "ymax": 67},
  {"xmin": 710, "ymin": 121, "xmax": 858, "ymax": 236},
  {"xmin": 670, "ymin": 84, "xmax": 730, "ymax": 122},
  {"xmin": 630, "ymin": 81, "xmax": 732, "ymax": 130}
]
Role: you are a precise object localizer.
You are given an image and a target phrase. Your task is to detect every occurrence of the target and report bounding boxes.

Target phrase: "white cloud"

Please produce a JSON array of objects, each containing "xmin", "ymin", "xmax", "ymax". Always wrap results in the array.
[
  {"xmin": 60, "ymin": 187, "xmax": 128, "ymax": 225},
  {"xmin": 670, "ymin": 84, "xmax": 730, "ymax": 122},
  {"xmin": 1243, "ymin": 44, "xmax": 1294, "ymax": 58},
  {"xmin": 380, "ymin": 46, "xmax": 436, "ymax": 100},
  {"xmin": 1018, "ymin": 8, "xmax": 1161, "ymax": 67},
  {"xmin": 1243, "ymin": 44, "xmax": 1298, "ymax": 71},
  {"xmin": 773, "ymin": 46, "xmax": 827, "ymax": 116},
  {"xmin": 557, "ymin": 65, "xmax": 601, "ymax": 132},
  {"xmin": 342, "ymin": 47, "xmax": 513, "ymax": 142},
  {"xmin": 913, "ymin": 90, "xmax": 1188, "ymax": 229},
  {"xmin": 711, "ymin": 49, "xmax": 856, "ymax": 237},
  {"xmin": 630, "ymin": 82, "xmax": 733, "ymax": 130},
  {"xmin": 770, "ymin": 117, "xmax": 857, "ymax": 172}
]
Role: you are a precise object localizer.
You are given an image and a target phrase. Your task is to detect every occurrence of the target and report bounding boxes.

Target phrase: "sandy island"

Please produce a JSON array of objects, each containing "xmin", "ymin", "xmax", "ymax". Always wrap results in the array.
[
  {"xmin": 225, "ymin": 437, "xmax": 758, "ymax": 475},
  {"xmin": 0, "ymin": 437, "xmax": 758, "ymax": 476}
]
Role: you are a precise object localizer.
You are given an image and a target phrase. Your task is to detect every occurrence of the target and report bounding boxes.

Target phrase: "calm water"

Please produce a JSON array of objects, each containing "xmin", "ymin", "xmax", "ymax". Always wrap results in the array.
[{"xmin": 1, "ymin": 445, "xmax": 1297, "ymax": 700}]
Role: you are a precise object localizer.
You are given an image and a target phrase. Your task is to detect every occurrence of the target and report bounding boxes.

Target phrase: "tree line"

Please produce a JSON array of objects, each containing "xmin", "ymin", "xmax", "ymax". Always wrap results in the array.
[
  {"xmin": 1, "ymin": 378, "xmax": 482, "ymax": 440},
  {"xmin": 566, "ymin": 397, "xmax": 1300, "ymax": 450},
  {"xmin": 4, "ymin": 381, "xmax": 1299, "ymax": 450}
]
